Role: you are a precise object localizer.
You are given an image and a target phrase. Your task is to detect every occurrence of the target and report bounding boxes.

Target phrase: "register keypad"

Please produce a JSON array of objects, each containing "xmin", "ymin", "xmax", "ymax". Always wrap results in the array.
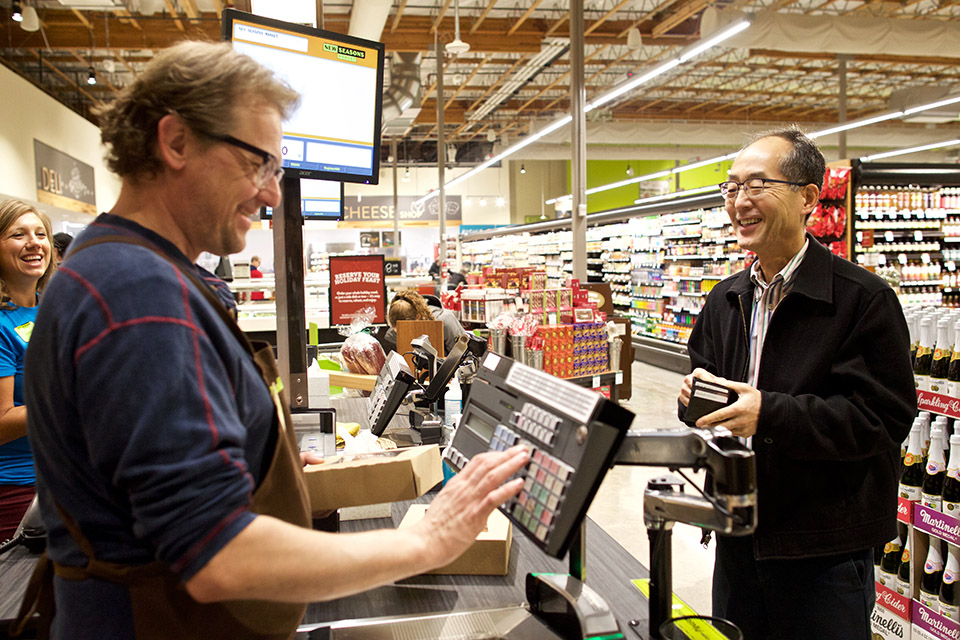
[
  {"xmin": 509, "ymin": 403, "xmax": 562, "ymax": 446},
  {"xmin": 508, "ymin": 449, "xmax": 574, "ymax": 542}
]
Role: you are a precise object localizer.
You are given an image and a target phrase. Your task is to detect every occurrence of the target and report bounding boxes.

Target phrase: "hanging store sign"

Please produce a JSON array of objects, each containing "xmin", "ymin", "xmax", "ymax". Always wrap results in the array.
[
  {"xmin": 340, "ymin": 195, "xmax": 462, "ymax": 228},
  {"xmin": 33, "ymin": 140, "xmax": 96, "ymax": 215},
  {"xmin": 328, "ymin": 255, "xmax": 387, "ymax": 326}
]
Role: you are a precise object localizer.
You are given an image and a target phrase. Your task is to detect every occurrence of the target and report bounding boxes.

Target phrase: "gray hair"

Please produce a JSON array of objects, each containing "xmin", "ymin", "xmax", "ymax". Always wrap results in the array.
[
  {"xmin": 745, "ymin": 127, "xmax": 825, "ymax": 191},
  {"xmin": 94, "ymin": 41, "xmax": 300, "ymax": 182}
]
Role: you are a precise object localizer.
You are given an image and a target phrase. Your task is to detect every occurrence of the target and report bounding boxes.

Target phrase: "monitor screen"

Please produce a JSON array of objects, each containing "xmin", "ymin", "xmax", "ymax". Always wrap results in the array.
[
  {"xmin": 222, "ymin": 9, "xmax": 385, "ymax": 185},
  {"xmin": 262, "ymin": 178, "xmax": 344, "ymax": 221}
]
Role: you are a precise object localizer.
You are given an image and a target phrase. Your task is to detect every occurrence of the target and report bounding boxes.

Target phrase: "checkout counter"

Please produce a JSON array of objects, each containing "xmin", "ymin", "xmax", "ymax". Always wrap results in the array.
[{"xmin": 0, "ymin": 350, "xmax": 756, "ymax": 640}]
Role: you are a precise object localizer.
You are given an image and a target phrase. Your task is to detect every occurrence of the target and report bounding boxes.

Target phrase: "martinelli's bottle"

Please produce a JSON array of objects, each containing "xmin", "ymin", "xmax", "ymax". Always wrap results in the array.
[
  {"xmin": 879, "ymin": 531, "xmax": 903, "ymax": 588},
  {"xmin": 943, "ymin": 434, "xmax": 960, "ymax": 518},
  {"xmin": 923, "ymin": 425, "xmax": 948, "ymax": 511},
  {"xmin": 920, "ymin": 537, "xmax": 945, "ymax": 612},
  {"xmin": 941, "ymin": 544, "xmax": 960, "ymax": 622},
  {"xmin": 915, "ymin": 316, "xmax": 935, "ymax": 392},
  {"xmin": 948, "ymin": 324, "xmax": 960, "ymax": 398},
  {"xmin": 900, "ymin": 421, "xmax": 925, "ymax": 501},
  {"xmin": 896, "ymin": 534, "xmax": 913, "ymax": 598},
  {"xmin": 931, "ymin": 317, "xmax": 953, "ymax": 393}
]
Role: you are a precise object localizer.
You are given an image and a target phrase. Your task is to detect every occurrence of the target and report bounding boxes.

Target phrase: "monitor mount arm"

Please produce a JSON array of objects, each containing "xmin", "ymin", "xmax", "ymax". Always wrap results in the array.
[{"xmin": 612, "ymin": 427, "xmax": 757, "ymax": 640}]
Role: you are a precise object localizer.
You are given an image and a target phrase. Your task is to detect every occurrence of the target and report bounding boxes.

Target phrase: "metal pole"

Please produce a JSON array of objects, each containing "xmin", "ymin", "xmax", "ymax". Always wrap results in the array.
[
  {"xmin": 570, "ymin": 0, "xmax": 587, "ymax": 282},
  {"xmin": 392, "ymin": 139, "xmax": 400, "ymax": 255},
  {"xmin": 435, "ymin": 30, "xmax": 448, "ymax": 275},
  {"xmin": 838, "ymin": 55, "xmax": 848, "ymax": 160},
  {"xmin": 275, "ymin": 176, "xmax": 308, "ymax": 408}
]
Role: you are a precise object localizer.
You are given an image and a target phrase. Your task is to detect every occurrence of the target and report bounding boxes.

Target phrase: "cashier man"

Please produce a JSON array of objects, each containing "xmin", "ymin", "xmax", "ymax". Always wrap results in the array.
[
  {"xmin": 21, "ymin": 41, "xmax": 528, "ymax": 640},
  {"xmin": 678, "ymin": 129, "xmax": 914, "ymax": 639}
]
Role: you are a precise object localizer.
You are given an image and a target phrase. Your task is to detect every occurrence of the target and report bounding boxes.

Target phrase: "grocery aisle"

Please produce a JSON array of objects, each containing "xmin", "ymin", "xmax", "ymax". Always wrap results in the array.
[{"xmin": 588, "ymin": 361, "xmax": 715, "ymax": 616}]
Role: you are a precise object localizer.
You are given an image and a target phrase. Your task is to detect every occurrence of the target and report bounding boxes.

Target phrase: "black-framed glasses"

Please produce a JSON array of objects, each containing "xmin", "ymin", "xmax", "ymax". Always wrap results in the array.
[
  {"xmin": 208, "ymin": 133, "xmax": 283, "ymax": 189},
  {"xmin": 719, "ymin": 178, "xmax": 807, "ymax": 199}
]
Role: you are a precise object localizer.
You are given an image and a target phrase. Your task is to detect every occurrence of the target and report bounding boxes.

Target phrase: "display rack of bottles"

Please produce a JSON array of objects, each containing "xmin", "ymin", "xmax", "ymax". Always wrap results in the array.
[{"xmin": 854, "ymin": 185, "xmax": 960, "ymax": 308}]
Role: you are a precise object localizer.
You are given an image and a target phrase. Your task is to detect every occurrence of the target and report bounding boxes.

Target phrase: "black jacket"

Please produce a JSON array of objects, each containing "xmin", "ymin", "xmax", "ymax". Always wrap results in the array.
[{"xmin": 685, "ymin": 236, "xmax": 915, "ymax": 559}]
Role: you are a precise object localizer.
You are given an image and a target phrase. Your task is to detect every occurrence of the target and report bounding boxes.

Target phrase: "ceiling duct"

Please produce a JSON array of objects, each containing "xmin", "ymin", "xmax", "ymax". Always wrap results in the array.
[
  {"xmin": 468, "ymin": 40, "xmax": 569, "ymax": 122},
  {"xmin": 381, "ymin": 52, "xmax": 422, "ymax": 137}
]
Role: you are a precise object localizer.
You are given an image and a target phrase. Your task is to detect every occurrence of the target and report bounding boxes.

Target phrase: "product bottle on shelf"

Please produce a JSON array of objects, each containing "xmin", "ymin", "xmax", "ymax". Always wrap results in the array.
[
  {"xmin": 931, "ymin": 317, "xmax": 953, "ymax": 393},
  {"xmin": 950, "ymin": 325, "xmax": 960, "ymax": 397},
  {"xmin": 875, "ymin": 544, "xmax": 885, "ymax": 584},
  {"xmin": 880, "ymin": 531, "xmax": 903, "ymax": 588},
  {"xmin": 922, "ymin": 411, "xmax": 932, "ymax": 461},
  {"xmin": 915, "ymin": 316, "xmax": 935, "ymax": 392},
  {"xmin": 942, "ymin": 544, "xmax": 959, "ymax": 621},
  {"xmin": 923, "ymin": 424, "xmax": 948, "ymax": 510},
  {"xmin": 901, "ymin": 420, "xmax": 925, "ymax": 501},
  {"xmin": 897, "ymin": 533, "xmax": 913, "ymax": 598},
  {"xmin": 921, "ymin": 537, "xmax": 945, "ymax": 611},
  {"xmin": 943, "ymin": 434, "xmax": 960, "ymax": 518}
]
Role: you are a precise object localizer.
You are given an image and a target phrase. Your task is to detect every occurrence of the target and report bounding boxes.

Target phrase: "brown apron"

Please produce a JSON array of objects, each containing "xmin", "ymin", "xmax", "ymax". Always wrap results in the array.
[{"xmin": 12, "ymin": 235, "xmax": 311, "ymax": 639}]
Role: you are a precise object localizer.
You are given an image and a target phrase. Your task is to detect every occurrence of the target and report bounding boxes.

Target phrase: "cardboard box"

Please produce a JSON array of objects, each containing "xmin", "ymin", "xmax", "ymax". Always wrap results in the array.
[
  {"xmin": 304, "ymin": 445, "xmax": 443, "ymax": 512},
  {"xmin": 873, "ymin": 596, "xmax": 912, "ymax": 640},
  {"xmin": 398, "ymin": 503, "xmax": 512, "ymax": 575}
]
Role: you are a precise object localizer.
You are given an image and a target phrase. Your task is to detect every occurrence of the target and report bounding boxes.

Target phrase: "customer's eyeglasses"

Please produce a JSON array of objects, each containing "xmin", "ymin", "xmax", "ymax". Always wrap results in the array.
[
  {"xmin": 719, "ymin": 178, "xmax": 807, "ymax": 199},
  {"xmin": 208, "ymin": 133, "xmax": 283, "ymax": 189}
]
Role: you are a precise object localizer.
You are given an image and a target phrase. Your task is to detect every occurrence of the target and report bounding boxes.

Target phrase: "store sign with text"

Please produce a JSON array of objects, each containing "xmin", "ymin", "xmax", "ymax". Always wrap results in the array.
[
  {"xmin": 340, "ymin": 195, "xmax": 462, "ymax": 228},
  {"xmin": 328, "ymin": 255, "xmax": 387, "ymax": 326},
  {"xmin": 34, "ymin": 140, "xmax": 97, "ymax": 214}
]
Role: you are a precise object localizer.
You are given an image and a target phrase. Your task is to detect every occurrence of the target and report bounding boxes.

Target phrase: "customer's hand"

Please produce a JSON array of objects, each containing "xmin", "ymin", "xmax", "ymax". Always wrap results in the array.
[
  {"xmin": 695, "ymin": 379, "xmax": 761, "ymax": 438},
  {"xmin": 414, "ymin": 445, "xmax": 528, "ymax": 569},
  {"xmin": 679, "ymin": 367, "xmax": 722, "ymax": 407}
]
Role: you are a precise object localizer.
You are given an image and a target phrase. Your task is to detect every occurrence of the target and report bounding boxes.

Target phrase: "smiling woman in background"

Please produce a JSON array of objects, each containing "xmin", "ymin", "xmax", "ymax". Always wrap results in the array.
[{"xmin": 0, "ymin": 199, "xmax": 55, "ymax": 540}]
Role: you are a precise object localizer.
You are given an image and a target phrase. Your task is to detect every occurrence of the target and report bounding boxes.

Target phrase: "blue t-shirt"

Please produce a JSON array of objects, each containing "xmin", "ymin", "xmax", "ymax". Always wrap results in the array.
[{"xmin": 0, "ymin": 303, "xmax": 37, "ymax": 485}]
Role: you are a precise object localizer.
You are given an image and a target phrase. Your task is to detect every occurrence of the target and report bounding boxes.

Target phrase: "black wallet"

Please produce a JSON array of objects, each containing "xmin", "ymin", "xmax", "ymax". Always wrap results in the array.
[{"xmin": 683, "ymin": 378, "xmax": 739, "ymax": 426}]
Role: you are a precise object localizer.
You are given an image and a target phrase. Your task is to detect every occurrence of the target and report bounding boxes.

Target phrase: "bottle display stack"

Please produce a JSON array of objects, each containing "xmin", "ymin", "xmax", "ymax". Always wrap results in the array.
[{"xmin": 887, "ymin": 312, "xmax": 960, "ymax": 639}]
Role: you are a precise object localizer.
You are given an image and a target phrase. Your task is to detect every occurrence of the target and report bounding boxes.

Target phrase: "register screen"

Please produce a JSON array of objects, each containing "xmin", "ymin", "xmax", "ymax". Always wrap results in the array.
[{"xmin": 227, "ymin": 13, "xmax": 383, "ymax": 183}]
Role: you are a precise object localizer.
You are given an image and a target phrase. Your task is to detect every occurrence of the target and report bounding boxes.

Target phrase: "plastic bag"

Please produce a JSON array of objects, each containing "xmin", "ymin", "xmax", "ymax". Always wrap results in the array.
[{"xmin": 338, "ymin": 307, "xmax": 387, "ymax": 375}]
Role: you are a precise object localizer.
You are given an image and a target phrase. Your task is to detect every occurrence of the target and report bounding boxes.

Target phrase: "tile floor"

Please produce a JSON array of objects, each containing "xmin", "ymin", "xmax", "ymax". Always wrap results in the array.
[{"xmin": 587, "ymin": 361, "xmax": 716, "ymax": 616}]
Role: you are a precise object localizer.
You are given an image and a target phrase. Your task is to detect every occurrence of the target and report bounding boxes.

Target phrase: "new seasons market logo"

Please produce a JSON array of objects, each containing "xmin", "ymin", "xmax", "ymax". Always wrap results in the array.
[{"xmin": 323, "ymin": 42, "xmax": 366, "ymax": 62}]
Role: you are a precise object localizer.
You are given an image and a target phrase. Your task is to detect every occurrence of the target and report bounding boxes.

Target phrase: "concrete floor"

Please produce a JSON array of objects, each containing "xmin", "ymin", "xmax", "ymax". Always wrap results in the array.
[{"xmin": 587, "ymin": 361, "xmax": 715, "ymax": 616}]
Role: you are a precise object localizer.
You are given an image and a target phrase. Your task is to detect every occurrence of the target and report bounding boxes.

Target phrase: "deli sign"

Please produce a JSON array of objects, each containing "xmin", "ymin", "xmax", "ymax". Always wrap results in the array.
[
  {"xmin": 34, "ymin": 140, "xmax": 96, "ymax": 215},
  {"xmin": 341, "ymin": 195, "xmax": 462, "ymax": 228}
]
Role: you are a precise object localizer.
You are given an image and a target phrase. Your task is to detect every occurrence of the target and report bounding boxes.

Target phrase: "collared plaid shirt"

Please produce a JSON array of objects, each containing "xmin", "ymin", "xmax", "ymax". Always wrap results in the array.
[{"xmin": 747, "ymin": 239, "xmax": 810, "ymax": 388}]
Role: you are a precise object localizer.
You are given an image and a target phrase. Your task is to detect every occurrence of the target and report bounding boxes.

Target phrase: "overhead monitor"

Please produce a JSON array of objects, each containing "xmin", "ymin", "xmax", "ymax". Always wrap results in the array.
[
  {"xmin": 222, "ymin": 9, "xmax": 385, "ymax": 184},
  {"xmin": 262, "ymin": 178, "xmax": 344, "ymax": 221}
]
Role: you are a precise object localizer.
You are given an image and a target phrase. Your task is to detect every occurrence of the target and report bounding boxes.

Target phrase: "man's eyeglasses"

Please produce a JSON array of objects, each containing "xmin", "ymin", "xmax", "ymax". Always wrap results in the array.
[
  {"xmin": 719, "ymin": 178, "xmax": 807, "ymax": 199},
  {"xmin": 209, "ymin": 133, "xmax": 283, "ymax": 189}
]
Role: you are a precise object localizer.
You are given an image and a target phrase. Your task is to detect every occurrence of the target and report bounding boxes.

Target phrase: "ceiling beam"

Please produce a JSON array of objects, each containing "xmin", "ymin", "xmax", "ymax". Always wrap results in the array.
[
  {"xmin": 651, "ymin": 0, "xmax": 709, "ymax": 37},
  {"xmin": 431, "ymin": 0, "xmax": 454, "ymax": 34},
  {"xmin": 465, "ymin": 54, "xmax": 529, "ymax": 112},
  {"xmin": 161, "ymin": 0, "xmax": 185, "ymax": 31},
  {"xmin": 469, "ymin": 0, "xmax": 499, "ymax": 34},
  {"xmin": 545, "ymin": 15, "xmax": 569, "ymax": 37},
  {"xmin": 391, "ymin": 0, "xmax": 407, "ymax": 32},
  {"xmin": 180, "ymin": 0, "xmax": 202, "ymax": 24},
  {"xmin": 210, "ymin": 0, "xmax": 223, "ymax": 19},
  {"xmin": 586, "ymin": 0, "xmax": 635, "ymax": 36},
  {"xmin": 29, "ymin": 51, "xmax": 97, "ymax": 103},
  {"xmin": 71, "ymin": 9, "xmax": 92, "ymax": 30},
  {"xmin": 71, "ymin": 51, "xmax": 118, "ymax": 93},
  {"xmin": 506, "ymin": 0, "xmax": 544, "ymax": 37}
]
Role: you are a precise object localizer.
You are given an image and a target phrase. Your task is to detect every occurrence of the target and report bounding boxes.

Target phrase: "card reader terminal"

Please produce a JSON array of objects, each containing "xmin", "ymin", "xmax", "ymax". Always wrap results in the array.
[
  {"xmin": 368, "ymin": 352, "xmax": 415, "ymax": 436},
  {"xmin": 443, "ymin": 352, "xmax": 634, "ymax": 558}
]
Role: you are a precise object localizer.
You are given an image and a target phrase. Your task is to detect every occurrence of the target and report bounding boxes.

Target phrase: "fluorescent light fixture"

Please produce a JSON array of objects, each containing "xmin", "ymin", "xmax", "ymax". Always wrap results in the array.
[
  {"xmin": 414, "ymin": 19, "xmax": 751, "ymax": 207},
  {"xmin": 903, "ymin": 95, "xmax": 960, "ymax": 116},
  {"xmin": 808, "ymin": 112, "xmax": 904, "ymax": 139},
  {"xmin": 633, "ymin": 184, "xmax": 721, "ymax": 205},
  {"xmin": 678, "ymin": 19, "xmax": 751, "ymax": 63},
  {"xmin": 860, "ymin": 139, "xmax": 960, "ymax": 162}
]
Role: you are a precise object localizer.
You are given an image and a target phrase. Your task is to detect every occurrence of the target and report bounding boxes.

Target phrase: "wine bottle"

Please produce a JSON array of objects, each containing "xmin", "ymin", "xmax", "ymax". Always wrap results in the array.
[
  {"xmin": 901, "ymin": 421, "xmax": 925, "ymax": 501},
  {"xmin": 922, "ymin": 412, "xmax": 932, "ymax": 462},
  {"xmin": 944, "ymin": 434, "xmax": 960, "ymax": 518},
  {"xmin": 896, "ymin": 533, "xmax": 913, "ymax": 598},
  {"xmin": 920, "ymin": 537, "xmax": 945, "ymax": 611},
  {"xmin": 880, "ymin": 531, "xmax": 903, "ymax": 588},
  {"xmin": 942, "ymin": 544, "xmax": 959, "ymax": 621},
  {"xmin": 875, "ymin": 543, "xmax": 885, "ymax": 584},
  {"xmin": 949, "ymin": 324, "xmax": 960, "ymax": 398},
  {"xmin": 908, "ymin": 312, "xmax": 919, "ymax": 365},
  {"xmin": 923, "ymin": 425, "xmax": 948, "ymax": 511},
  {"xmin": 931, "ymin": 318, "xmax": 953, "ymax": 393},
  {"xmin": 916, "ymin": 316, "xmax": 935, "ymax": 392}
]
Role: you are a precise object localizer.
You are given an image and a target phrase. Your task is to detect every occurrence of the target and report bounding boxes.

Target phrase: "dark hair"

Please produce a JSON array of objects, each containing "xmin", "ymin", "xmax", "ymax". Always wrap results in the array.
[
  {"xmin": 746, "ymin": 127, "xmax": 825, "ymax": 191},
  {"xmin": 94, "ymin": 41, "xmax": 300, "ymax": 182},
  {"xmin": 53, "ymin": 232, "xmax": 73, "ymax": 254}
]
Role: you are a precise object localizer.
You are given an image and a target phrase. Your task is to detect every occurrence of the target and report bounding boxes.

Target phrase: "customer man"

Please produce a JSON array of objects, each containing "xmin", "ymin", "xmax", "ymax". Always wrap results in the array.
[
  {"xmin": 23, "ymin": 41, "xmax": 527, "ymax": 640},
  {"xmin": 678, "ymin": 128, "xmax": 915, "ymax": 639}
]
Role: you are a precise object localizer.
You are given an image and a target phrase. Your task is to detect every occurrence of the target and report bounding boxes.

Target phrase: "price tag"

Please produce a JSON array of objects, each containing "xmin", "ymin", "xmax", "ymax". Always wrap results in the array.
[
  {"xmin": 592, "ymin": 375, "xmax": 600, "ymax": 387},
  {"xmin": 885, "ymin": 230, "xmax": 894, "ymax": 242},
  {"xmin": 915, "ymin": 230, "xmax": 924, "ymax": 242},
  {"xmin": 615, "ymin": 371, "xmax": 623, "ymax": 384},
  {"xmin": 898, "ymin": 253, "xmax": 908, "ymax": 265},
  {"xmin": 922, "ymin": 253, "xmax": 931, "ymax": 264}
]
